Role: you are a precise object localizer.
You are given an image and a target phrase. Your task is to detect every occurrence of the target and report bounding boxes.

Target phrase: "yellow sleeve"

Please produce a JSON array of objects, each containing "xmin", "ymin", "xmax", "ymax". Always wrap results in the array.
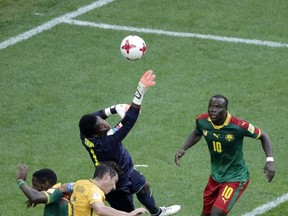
[
  {"xmin": 43, "ymin": 191, "xmax": 50, "ymax": 204},
  {"xmin": 88, "ymin": 187, "xmax": 105, "ymax": 206}
]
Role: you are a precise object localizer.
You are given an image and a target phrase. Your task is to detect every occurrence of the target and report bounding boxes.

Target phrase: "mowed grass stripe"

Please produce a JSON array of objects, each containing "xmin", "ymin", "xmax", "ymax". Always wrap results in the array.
[{"xmin": 1, "ymin": 0, "xmax": 286, "ymax": 215}]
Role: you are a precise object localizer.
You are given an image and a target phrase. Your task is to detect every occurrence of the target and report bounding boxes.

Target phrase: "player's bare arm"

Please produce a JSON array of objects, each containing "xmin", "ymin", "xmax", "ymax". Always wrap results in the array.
[
  {"xmin": 92, "ymin": 201, "xmax": 148, "ymax": 216},
  {"xmin": 17, "ymin": 164, "xmax": 49, "ymax": 207},
  {"xmin": 259, "ymin": 131, "xmax": 275, "ymax": 182},
  {"xmin": 175, "ymin": 129, "xmax": 202, "ymax": 166}
]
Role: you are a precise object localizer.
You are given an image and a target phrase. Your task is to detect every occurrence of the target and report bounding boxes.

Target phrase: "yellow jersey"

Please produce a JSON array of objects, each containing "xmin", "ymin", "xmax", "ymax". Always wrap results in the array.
[{"xmin": 70, "ymin": 179, "xmax": 105, "ymax": 216}]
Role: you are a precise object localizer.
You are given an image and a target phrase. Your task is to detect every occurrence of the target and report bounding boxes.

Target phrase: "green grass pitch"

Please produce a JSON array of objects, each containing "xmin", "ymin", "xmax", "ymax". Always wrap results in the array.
[{"xmin": 1, "ymin": 0, "xmax": 288, "ymax": 215}]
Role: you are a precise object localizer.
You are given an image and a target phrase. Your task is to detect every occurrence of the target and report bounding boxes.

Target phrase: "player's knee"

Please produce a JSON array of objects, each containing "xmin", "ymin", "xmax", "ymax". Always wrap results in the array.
[
  {"xmin": 210, "ymin": 206, "xmax": 227, "ymax": 216},
  {"xmin": 139, "ymin": 182, "xmax": 150, "ymax": 194}
]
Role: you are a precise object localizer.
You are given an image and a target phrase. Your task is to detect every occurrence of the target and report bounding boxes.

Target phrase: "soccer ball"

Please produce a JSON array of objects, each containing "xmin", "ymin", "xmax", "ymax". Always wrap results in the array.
[{"xmin": 120, "ymin": 35, "xmax": 146, "ymax": 61}]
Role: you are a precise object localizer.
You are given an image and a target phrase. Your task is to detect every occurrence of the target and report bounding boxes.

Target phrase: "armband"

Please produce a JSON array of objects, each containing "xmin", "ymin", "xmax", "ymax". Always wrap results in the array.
[
  {"xmin": 266, "ymin": 157, "xmax": 274, "ymax": 162},
  {"xmin": 67, "ymin": 182, "xmax": 75, "ymax": 194},
  {"xmin": 17, "ymin": 179, "xmax": 27, "ymax": 188}
]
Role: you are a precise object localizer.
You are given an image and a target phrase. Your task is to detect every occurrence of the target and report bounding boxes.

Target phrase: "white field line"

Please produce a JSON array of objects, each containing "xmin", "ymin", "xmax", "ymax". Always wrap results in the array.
[
  {"xmin": 63, "ymin": 19, "xmax": 288, "ymax": 48},
  {"xmin": 0, "ymin": 0, "xmax": 115, "ymax": 50},
  {"xmin": 1, "ymin": 0, "xmax": 287, "ymax": 214},
  {"xmin": 134, "ymin": 164, "xmax": 149, "ymax": 168},
  {"xmin": 241, "ymin": 193, "xmax": 288, "ymax": 216}
]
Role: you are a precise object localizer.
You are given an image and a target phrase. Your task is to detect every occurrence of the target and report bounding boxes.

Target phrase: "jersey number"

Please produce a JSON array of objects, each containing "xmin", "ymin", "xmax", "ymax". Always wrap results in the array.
[
  {"xmin": 222, "ymin": 186, "xmax": 234, "ymax": 199},
  {"xmin": 84, "ymin": 138, "xmax": 99, "ymax": 166},
  {"xmin": 212, "ymin": 141, "xmax": 222, "ymax": 153}
]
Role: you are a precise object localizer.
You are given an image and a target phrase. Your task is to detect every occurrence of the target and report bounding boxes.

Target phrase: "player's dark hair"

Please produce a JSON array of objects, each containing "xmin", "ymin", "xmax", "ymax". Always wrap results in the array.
[
  {"xmin": 101, "ymin": 161, "xmax": 124, "ymax": 177},
  {"xmin": 211, "ymin": 94, "xmax": 229, "ymax": 108},
  {"xmin": 79, "ymin": 114, "xmax": 97, "ymax": 137},
  {"xmin": 93, "ymin": 162, "xmax": 118, "ymax": 179},
  {"xmin": 33, "ymin": 169, "xmax": 57, "ymax": 185}
]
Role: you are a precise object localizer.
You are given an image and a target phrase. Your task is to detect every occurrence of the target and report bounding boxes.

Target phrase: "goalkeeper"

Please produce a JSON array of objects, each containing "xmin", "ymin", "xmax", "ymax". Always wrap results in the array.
[{"xmin": 78, "ymin": 70, "xmax": 180, "ymax": 216}]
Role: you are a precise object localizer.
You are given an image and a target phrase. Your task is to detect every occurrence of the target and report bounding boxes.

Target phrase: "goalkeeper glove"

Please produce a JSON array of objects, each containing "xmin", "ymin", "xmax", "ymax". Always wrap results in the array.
[
  {"xmin": 133, "ymin": 70, "xmax": 156, "ymax": 105},
  {"xmin": 104, "ymin": 104, "xmax": 130, "ymax": 119}
]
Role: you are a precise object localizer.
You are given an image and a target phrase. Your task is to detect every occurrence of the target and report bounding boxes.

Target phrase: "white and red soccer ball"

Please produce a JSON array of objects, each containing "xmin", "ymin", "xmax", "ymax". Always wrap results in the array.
[{"xmin": 120, "ymin": 35, "xmax": 146, "ymax": 61}]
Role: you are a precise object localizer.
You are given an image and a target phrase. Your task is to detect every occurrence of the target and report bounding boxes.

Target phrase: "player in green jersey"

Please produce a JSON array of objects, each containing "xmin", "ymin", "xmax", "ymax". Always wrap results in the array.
[
  {"xmin": 16, "ymin": 163, "xmax": 70, "ymax": 216},
  {"xmin": 174, "ymin": 95, "xmax": 275, "ymax": 216}
]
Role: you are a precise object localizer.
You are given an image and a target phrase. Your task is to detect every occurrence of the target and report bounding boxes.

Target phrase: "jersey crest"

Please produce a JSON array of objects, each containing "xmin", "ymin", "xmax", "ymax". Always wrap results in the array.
[{"xmin": 225, "ymin": 134, "xmax": 234, "ymax": 142}]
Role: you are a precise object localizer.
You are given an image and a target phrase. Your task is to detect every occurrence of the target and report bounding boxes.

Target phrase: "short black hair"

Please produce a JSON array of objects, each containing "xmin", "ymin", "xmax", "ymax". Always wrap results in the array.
[
  {"xmin": 100, "ymin": 161, "xmax": 124, "ymax": 177},
  {"xmin": 33, "ymin": 169, "xmax": 57, "ymax": 185},
  {"xmin": 211, "ymin": 94, "xmax": 229, "ymax": 108},
  {"xmin": 93, "ymin": 162, "xmax": 118, "ymax": 179},
  {"xmin": 79, "ymin": 114, "xmax": 97, "ymax": 137}
]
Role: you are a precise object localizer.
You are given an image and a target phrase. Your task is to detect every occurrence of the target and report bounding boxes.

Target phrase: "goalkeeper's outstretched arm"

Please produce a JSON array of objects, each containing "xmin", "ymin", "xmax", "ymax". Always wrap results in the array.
[
  {"xmin": 102, "ymin": 69, "xmax": 156, "ymax": 118},
  {"xmin": 132, "ymin": 70, "xmax": 156, "ymax": 109}
]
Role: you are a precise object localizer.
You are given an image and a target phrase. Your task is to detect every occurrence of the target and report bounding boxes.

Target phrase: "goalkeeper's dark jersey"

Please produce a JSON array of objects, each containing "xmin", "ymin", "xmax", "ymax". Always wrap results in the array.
[
  {"xmin": 80, "ymin": 106, "xmax": 140, "ymax": 176},
  {"xmin": 195, "ymin": 113, "xmax": 261, "ymax": 183}
]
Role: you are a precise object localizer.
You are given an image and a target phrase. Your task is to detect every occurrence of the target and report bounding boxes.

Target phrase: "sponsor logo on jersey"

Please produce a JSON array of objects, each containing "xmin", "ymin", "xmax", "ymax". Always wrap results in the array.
[
  {"xmin": 107, "ymin": 123, "xmax": 123, "ymax": 136},
  {"xmin": 225, "ymin": 134, "xmax": 234, "ymax": 142},
  {"xmin": 213, "ymin": 133, "xmax": 220, "ymax": 139},
  {"xmin": 222, "ymin": 197, "xmax": 228, "ymax": 204}
]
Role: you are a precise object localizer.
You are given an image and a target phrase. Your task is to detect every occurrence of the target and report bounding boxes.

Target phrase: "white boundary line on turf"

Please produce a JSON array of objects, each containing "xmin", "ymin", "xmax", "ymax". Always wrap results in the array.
[
  {"xmin": 0, "ymin": 0, "xmax": 287, "ymax": 213},
  {"xmin": 134, "ymin": 164, "xmax": 149, "ymax": 168},
  {"xmin": 1, "ymin": 3, "xmax": 288, "ymax": 50},
  {"xmin": 241, "ymin": 193, "xmax": 288, "ymax": 216},
  {"xmin": 0, "ymin": 0, "xmax": 115, "ymax": 50},
  {"xmin": 63, "ymin": 19, "xmax": 288, "ymax": 48}
]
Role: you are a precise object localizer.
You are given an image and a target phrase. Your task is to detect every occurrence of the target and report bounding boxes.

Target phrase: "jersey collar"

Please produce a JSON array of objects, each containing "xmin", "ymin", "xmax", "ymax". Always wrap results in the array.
[
  {"xmin": 52, "ymin": 183, "xmax": 61, "ymax": 189},
  {"xmin": 208, "ymin": 113, "xmax": 231, "ymax": 129}
]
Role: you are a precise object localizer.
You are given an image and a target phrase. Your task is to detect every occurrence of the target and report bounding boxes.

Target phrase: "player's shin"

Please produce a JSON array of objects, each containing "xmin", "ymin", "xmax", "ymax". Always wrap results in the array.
[{"xmin": 136, "ymin": 185, "xmax": 160, "ymax": 215}]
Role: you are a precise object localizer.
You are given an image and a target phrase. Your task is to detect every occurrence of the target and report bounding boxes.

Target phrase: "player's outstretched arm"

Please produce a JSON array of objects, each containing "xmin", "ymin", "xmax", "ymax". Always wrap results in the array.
[
  {"xmin": 129, "ymin": 207, "xmax": 149, "ymax": 215},
  {"xmin": 101, "ymin": 70, "xmax": 155, "ymax": 119},
  {"xmin": 16, "ymin": 164, "xmax": 48, "ymax": 207},
  {"xmin": 132, "ymin": 70, "xmax": 156, "ymax": 108},
  {"xmin": 92, "ymin": 202, "xmax": 148, "ymax": 216},
  {"xmin": 104, "ymin": 104, "xmax": 130, "ymax": 119},
  {"xmin": 260, "ymin": 131, "xmax": 275, "ymax": 182},
  {"xmin": 175, "ymin": 130, "xmax": 202, "ymax": 166}
]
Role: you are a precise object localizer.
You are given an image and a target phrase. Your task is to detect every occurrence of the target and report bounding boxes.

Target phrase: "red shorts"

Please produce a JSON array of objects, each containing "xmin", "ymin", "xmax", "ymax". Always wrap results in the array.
[{"xmin": 202, "ymin": 176, "xmax": 249, "ymax": 214}]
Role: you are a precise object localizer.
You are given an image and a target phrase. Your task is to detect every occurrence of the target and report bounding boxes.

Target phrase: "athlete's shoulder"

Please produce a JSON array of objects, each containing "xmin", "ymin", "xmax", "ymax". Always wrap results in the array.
[
  {"xmin": 75, "ymin": 179, "xmax": 90, "ymax": 185},
  {"xmin": 47, "ymin": 183, "xmax": 62, "ymax": 194},
  {"xmin": 230, "ymin": 114, "xmax": 261, "ymax": 137},
  {"xmin": 229, "ymin": 115, "xmax": 250, "ymax": 129},
  {"xmin": 196, "ymin": 113, "xmax": 209, "ymax": 121}
]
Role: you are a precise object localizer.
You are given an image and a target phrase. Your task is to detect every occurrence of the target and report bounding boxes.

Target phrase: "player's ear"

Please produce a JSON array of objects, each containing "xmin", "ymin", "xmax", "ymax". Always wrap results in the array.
[
  {"xmin": 103, "ymin": 172, "xmax": 111, "ymax": 180},
  {"xmin": 47, "ymin": 181, "xmax": 54, "ymax": 188}
]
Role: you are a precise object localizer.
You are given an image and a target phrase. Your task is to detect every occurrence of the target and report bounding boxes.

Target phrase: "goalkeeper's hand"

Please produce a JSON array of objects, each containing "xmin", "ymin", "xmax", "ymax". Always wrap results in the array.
[
  {"xmin": 133, "ymin": 70, "xmax": 156, "ymax": 105},
  {"xmin": 140, "ymin": 69, "xmax": 156, "ymax": 87}
]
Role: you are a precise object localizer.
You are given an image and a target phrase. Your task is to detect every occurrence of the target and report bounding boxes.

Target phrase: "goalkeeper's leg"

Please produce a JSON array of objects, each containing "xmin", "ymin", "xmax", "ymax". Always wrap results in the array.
[{"xmin": 136, "ymin": 183, "xmax": 160, "ymax": 215}]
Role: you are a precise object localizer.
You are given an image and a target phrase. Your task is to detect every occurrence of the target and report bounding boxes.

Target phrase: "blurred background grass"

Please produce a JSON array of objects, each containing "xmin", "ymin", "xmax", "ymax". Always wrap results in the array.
[{"xmin": 1, "ymin": 0, "xmax": 287, "ymax": 215}]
